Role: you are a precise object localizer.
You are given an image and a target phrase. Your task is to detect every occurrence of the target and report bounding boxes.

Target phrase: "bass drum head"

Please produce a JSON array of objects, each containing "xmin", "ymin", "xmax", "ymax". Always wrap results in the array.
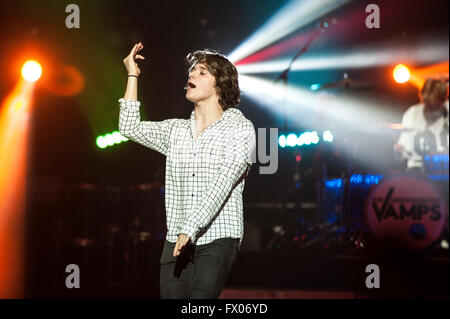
[{"xmin": 365, "ymin": 174, "xmax": 447, "ymax": 250}]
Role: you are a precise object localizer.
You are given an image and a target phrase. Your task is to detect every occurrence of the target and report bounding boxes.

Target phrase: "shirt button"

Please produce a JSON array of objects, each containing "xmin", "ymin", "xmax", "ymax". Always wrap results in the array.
[
  {"xmin": 192, "ymin": 173, "xmax": 195, "ymax": 176},
  {"xmin": 191, "ymin": 194, "xmax": 194, "ymax": 197}
]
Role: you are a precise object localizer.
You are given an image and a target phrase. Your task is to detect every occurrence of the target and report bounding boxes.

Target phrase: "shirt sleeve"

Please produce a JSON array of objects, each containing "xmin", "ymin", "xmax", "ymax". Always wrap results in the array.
[
  {"xmin": 118, "ymin": 98, "xmax": 177, "ymax": 156},
  {"xmin": 177, "ymin": 119, "xmax": 256, "ymax": 242}
]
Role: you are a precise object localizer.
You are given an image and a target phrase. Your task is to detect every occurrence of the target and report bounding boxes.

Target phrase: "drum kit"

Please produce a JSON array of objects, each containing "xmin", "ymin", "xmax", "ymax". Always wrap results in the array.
[
  {"xmin": 298, "ymin": 76, "xmax": 449, "ymax": 252},
  {"xmin": 361, "ymin": 118, "xmax": 449, "ymax": 250}
]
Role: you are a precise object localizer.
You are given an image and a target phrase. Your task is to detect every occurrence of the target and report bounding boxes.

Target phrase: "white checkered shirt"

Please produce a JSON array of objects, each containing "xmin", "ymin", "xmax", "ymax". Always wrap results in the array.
[{"xmin": 118, "ymin": 98, "xmax": 256, "ymax": 245}]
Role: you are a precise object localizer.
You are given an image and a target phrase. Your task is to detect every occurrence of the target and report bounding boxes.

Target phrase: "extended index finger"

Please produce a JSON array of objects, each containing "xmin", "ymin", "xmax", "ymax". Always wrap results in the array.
[{"xmin": 129, "ymin": 43, "xmax": 138, "ymax": 56}]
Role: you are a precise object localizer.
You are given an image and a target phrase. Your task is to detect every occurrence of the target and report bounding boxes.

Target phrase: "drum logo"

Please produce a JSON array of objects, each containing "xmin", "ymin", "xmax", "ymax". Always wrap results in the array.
[
  {"xmin": 371, "ymin": 187, "xmax": 442, "ymax": 223},
  {"xmin": 366, "ymin": 175, "xmax": 446, "ymax": 249}
]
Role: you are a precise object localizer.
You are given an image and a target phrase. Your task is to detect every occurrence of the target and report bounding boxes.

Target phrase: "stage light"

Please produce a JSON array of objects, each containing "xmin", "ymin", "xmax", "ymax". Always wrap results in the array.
[
  {"xmin": 228, "ymin": 0, "xmax": 353, "ymax": 63},
  {"xmin": 278, "ymin": 135, "xmax": 287, "ymax": 148},
  {"xmin": 21, "ymin": 60, "xmax": 42, "ymax": 82},
  {"xmin": 96, "ymin": 131, "xmax": 129, "ymax": 149},
  {"xmin": 112, "ymin": 131, "xmax": 129, "ymax": 143},
  {"xmin": 409, "ymin": 61, "xmax": 449, "ymax": 89},
  {"xmin": 112, "ymin": 131, "xmax": 122, "ymax": 144},
  {"xmin": 299, "ymin": 131, "xmax": 318, "ymax": 145},
  {"xmin": 297, "ymin": 134, "xmax": 304, "ymax": 146},
  {"xmin": 303, "ymin": 132, "xmax": 312, "ymax": 145},
  {"xmin": 279, "ymin": 131, "xmax": 331, "ymax": 148},
  {"xmin": 310, "ymin": 83, "xmax": 321, "ymax": 91},
  {"xmin": 0, "ymin": 79, "xmax": 35, "ymax": 297},
  {"xmin": 350, "ymin": 174, "xmax": 383, "ymax": 185},
  {"xmin": 103, "ymin": 133, "xmax": 114, "ymax": 146},
  {"xmin": 239, "ymin": 74, "xmax": 317, "ymax": 128},
  {"xmin": 325, "ymin": 178, "xmax": 342, "ymax": 188},
  {"xmin": 240, "ymin": 74, "xmax": 402, "ymax": 171},
  {"xmin": 323, "ymin": 130, "xmax": 334, "ymax": 142},
  {"xmin": 393, "ymin": 64, "xmax": 410, "ymax": 83},
  {"xmin": 298, "ymin": 132, "xmax": 306, "ymax": 145},
  {"xmin": 96, "ymin": 136, "xmax": 107, "ymax": 149},
  {"xmin": 240, "ymin": 74, "xmax": 400, "ymax": 131},
  {"xmin": 236, "ymin": 41, "xmax": 448, "ymax": 74},
  {"xmin": 311, "ymin": 131, "xmax": 320, "ymax": 144},
  {"xmin": 287, "ymin": 133, "xmax": 298, "ymax": 147}
]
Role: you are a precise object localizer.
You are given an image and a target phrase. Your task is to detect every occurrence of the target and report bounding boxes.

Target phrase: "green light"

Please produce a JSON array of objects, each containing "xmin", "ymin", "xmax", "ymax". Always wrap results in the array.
[
  {"xmin": 104, "ymin": 133, "xmax": 114, "ymax": 146},
  {"xmin": 96, "ymin": 131, "xmax": 129, "ymax": 149},
  {"xmin": 96, "ymin": 136, "xmax": 107, "ymax": 149},
  {"xmin": 112, "ymin": 131, "xmax": 122, "ymax": 144}
]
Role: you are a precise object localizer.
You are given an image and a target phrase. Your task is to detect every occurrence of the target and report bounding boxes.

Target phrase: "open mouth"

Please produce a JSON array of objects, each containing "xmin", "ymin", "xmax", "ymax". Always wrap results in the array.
[{"xmin": 187, "ymin": 82, "xmax": 196, "ymax": 89}]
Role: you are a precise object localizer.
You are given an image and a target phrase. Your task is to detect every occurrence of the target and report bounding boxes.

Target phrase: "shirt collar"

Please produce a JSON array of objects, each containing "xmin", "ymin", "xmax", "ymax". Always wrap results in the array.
[
  {"xmin": 189, "ymin": 107, "xmax": 243, "ymax": 138},
  {"xmin": 189, "ymin": 107, "xmax": 242, "ymax": 123}
]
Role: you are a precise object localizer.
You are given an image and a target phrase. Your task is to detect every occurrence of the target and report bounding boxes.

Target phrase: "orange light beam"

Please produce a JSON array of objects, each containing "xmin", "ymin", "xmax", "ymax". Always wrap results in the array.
[
  {"xmin": 0, "ymin": 79, "xmax": 34, "ymax": 298},
  {"xmin": 410, "ymin": 60, "xmax": 449, "ymax": 89}
]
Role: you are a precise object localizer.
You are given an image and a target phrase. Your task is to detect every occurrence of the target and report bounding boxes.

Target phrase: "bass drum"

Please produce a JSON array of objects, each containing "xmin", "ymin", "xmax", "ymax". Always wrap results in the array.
[{"xmin": 365, "ymin": 174, "xmax": 447, "ymax": 250}]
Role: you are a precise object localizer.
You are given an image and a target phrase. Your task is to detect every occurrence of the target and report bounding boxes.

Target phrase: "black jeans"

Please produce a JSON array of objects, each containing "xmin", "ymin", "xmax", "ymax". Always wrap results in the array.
[{"xmin": 159, "ymin": 238, "xmax": 240, "ymax": 299}]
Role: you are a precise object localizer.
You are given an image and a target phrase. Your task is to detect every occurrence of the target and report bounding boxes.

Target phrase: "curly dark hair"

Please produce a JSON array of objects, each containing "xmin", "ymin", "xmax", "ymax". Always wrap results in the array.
[
  {"xmin": 185, "ymin": 49, "xmax": 240, "ymax": 110},
  {"xmin": 420, "ymin": 78, "xmax": 448, "ymax": 105}
]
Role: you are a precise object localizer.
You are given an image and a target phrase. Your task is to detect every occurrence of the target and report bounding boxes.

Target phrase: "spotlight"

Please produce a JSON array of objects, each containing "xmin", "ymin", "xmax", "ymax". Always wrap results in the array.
[
  {"xmin": 228, "ymin": 0, "xmax": 352, "ymax": 63},
  {"xmin": 239, "ymin": 74, "xmax": 400, "ymax": 132},
  {"xmin": 323, "ymin": 130, "xmax": 334, "ymax": 142},
  {"xmin": 0, "ymin": 74, "xmax": 36, "ymax": 297},
  {"xmin": 393, "ymin": 64, "xmax": 410, "ymax": 83},
  {"xmin": 104, "ymin": 133, "xmax": 114, "ymax": 147},
  {"xmin": 278, "ymin": 135, "xmax": 287, "ymax": 148},
  {"xmin": 96, "ymin": 131, "xmax": 129, "ymax": 149},
  {"xmin": 287, "ymin": 133, "xmax": 298, "ymax": 147},
  {"xmin": 112, "ymin": 131, "xmax": 126, "ymax": 144},
  {"xmin": 350, "ymin": 174, "xmax": 383, "ymax": 185},
  {"xmin": 311, "ymin": 131, "xmax": 320, "ymax": 144},
  {"xmin": 297, "ymin": 134, "xmax": 304, "ymax": 146},
  {"xmin": 96, "ymin": 136, "xmax": 107, "ymax": 149},
  {"xmin": 21, "ymin": 60, "xmax": 42, "ymax": 82},
  {"xmin": 236, "ymin": 41, "xmax": 448, "ymax": 74},
  {"xmin": 301, "ymin": 132, "xmax": 312, "ymax": 145},
  {"xmin": 325, "ymin": 179, "xmax": 342, "ymax": 188}
]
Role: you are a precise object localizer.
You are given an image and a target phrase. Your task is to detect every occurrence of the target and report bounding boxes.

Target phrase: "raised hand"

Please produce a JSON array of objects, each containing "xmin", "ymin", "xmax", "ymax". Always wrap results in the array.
[{"xmin": 123, "ymin": 42, "xmax": 145, "ymax": 77}]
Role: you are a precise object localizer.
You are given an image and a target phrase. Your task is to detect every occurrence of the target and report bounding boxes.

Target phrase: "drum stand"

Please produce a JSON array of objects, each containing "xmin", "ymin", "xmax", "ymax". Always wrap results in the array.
[{"xmin": 336, "ymin": 139, "xmax": 360, "ymax": 251}]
